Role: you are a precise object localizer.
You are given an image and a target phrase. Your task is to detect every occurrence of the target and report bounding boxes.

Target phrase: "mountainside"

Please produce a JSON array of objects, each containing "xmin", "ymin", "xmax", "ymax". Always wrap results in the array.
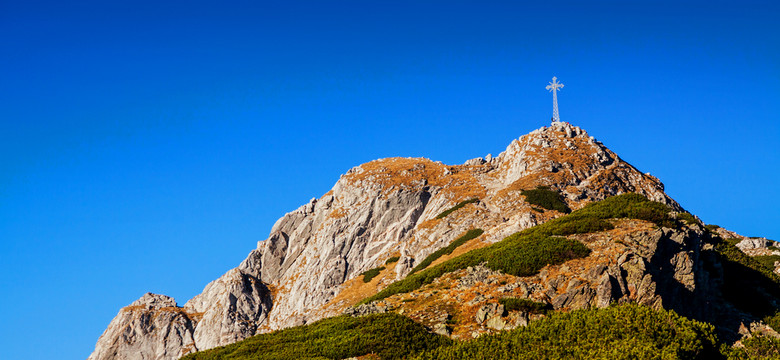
[{"xmin": 89, "ymin": 122, "xmax": 777, "ymax": 360}]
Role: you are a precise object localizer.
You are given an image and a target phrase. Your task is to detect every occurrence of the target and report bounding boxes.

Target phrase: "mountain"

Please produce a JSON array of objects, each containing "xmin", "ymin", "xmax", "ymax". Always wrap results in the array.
[{"xmin": 88, "ymin": 122, "xmax": 779, "ymax": 360}]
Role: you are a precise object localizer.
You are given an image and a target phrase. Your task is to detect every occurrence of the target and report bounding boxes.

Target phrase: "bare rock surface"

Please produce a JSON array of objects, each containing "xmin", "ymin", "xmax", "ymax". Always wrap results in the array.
[
  {"xmin": 87, "ymin": 294, "xmax": 197, "ymax": 360},
  {"xmin": 373, "ymin": 220, "xmax": 763, "ymax": 341},
  {"xmin": 89, "ymin": 123, "xmax": 684, "ymax": 359},
  {"xmin": 183, "ymin": 249, "xmax": 271, "ymax": 350}
]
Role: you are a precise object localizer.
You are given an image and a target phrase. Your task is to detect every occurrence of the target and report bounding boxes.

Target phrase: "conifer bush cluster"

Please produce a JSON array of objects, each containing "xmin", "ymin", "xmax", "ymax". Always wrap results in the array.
[
  {"xmin": 498, "ymin": 298, "xmax": 552, "ymax": 314},
  {"xmin": 185, "ymin": 304, "xmax": 760, "ymax": 360},
  {"xmin": 181, "ymin": 313, "xmax": 451, "ymax": 360},
  {"xmin": 410, "ymin": 304, "xmax": 721, "ymax": 360},
  {"xmin": 711, "ymin": 237, "xmax": 780, "ymax": 316},
  {"xmin": 677, "ymin": 211, "xmax": 700, "ymax": 225},
  {"xmin": 435, "ymin": 198, "xmax": 479, "ymax": 219},
  {"xmin": 520, "ymin": 186, "xmax": 571, "ymax": 213},
  {"xmin": 361, "ymin": 266, "xmax": 385, "ymax": 283},
  {"xmin": 754, "ymin": 255, "xmax": 780, "ymax": 271}
]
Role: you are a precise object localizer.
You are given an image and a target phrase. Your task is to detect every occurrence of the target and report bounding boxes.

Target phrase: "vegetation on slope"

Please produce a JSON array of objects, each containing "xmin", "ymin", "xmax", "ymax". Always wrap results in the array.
[
  {"xmin": 435, "ymin": 198, "xmax": 479, "ymax": 219},
  {"xmin": 408, "ymin": 229, "xmax": 484, "ymax": 275},
  {"xmin": 722, "ymin": 335, "xmax": 780, "ymax": 360},
  {"xmin": 362, "ymin": 193, "xmax": 672, "ymax": 304},
  {"xmin": 411, "ymin": 304, "xmax": 721, "ymax": 360},
  {"xmin": 705, "ymin": 224, "xmax": 721, "ymax": 231},
  {"xmin": 754, "ymin": 255, "xmax": 780, "ymax": 270},
  {"xmin": 521, "ymin": 186, "xmax": 571, "ymax": 213},
  {"xmin": 499, "ymin": 297, "xmax": 552, "ymax": 314},
  {"xmin": 361, "ymin": 266, "xmax": 385, "ymax": 283},
  {"xmin": 677, "ymin": 211, "xmax": 700, "ymax": 225},
  {"xmin": 181, "ymin": 302, "xmax": 780, "ymax": 360},
  {"xmin": 181, "ymin": 193, "xmax": 780, "ymax": 360},
  {"xmin": 711, "ymin": 237, "xmax": 780, "ymax": 317},
  {"xmin": 181, "ymin": 313, "xmax": 452, "ymax": 360}
]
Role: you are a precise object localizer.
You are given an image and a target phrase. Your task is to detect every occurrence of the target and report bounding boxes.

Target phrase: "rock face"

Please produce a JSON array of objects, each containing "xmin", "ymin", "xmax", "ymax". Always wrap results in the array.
[
  {"xmin": 89, "ymin": 122, "xmax": 684, "ymax": 359},
  {"xmin": 88, "ymin": 294, "xmax": 197, "ymax": 360},
  {"xmin": 185, "ymin": 250, "xmax": 271, "ymax": 350},
  {"xmin": 370, "ymin": 219, "xmax": 762, "ymax": 341},
  {"xmin": 736, "ymin": 238, "xmax": 780, "ymax": 255}
]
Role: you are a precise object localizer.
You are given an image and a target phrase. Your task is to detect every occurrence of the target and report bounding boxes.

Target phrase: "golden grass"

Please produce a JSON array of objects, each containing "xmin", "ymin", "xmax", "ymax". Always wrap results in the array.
[
  {"xmin": 415, "ymin": 218, "xmax": 440, "ymax": 230},
  {"xmin": 319, "ymin": 260, "xmax": 401, "ymax": 314},
  {"xmin": 329, "ymin": 206, "xmax": 347, "ymax": 219},
  {"xmin": 426, "ymin": 234, "xmax": 489, "ymax": 269},
  {"xmin": 495, "ymin": 129, "xmax": 612, "ymax": 202},
  {"xmin": 343, "ymin": 158, "xmax": 487, "ymax": 200}
]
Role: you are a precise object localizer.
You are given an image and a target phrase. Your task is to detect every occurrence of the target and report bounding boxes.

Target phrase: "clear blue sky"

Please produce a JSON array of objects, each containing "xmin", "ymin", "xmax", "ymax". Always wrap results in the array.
[{"xmin": 1, "ymin": 1, "xmax": 778, "ymax": 358}]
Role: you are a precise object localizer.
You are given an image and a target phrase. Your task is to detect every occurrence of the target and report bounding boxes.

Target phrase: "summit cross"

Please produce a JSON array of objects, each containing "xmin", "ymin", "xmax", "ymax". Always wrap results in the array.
[{"xmin": 546, "ymin": 76, "xmax": 564, "ymax": 123}]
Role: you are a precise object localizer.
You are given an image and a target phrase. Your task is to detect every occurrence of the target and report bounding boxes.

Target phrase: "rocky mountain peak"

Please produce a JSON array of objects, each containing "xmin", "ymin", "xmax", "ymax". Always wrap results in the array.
[
  {"xmin": 492, "ymin": 122, "xmax": 676, "ymax": 210},
  {"xmin": 127, "ymin": 293, "xmax": 178, "ymax": 309},
  {"xmin": 89, "ymin": 123, "xmax": 690, "ymax": 360}
]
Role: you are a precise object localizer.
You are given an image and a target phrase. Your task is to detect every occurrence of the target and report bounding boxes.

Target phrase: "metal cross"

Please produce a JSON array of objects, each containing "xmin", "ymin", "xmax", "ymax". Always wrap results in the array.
[{"xmin": 546, "ymin": 76, "xmax": 564, "ymax": 123}]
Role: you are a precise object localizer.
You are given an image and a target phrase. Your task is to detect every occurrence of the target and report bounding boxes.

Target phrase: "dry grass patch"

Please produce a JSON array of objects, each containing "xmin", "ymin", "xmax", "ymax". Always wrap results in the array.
[
  {"xmin": 343, "ymin": 158, "xmax": 487, "ymax": 200},
  {"xmin": 317, "ymin": 260, "xmax": 400, "ymax": 314}
]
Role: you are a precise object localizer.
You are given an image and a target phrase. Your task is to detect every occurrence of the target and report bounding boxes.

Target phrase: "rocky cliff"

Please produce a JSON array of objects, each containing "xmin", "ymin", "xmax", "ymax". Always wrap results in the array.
[
  {"xmin": 89, "ymin": 122, "xmax": 686, "ymax": 360},
  {"xmin": 351, "ymin": 218, "xmax": 749, "ymax": 340}
]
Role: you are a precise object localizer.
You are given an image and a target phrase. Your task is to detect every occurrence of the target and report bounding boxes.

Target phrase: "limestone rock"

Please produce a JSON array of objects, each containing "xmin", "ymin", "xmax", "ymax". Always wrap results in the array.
[
  {"xmin": 184, "ymin": 250, "xmax": 271, "ymax": 351},
  {"xmin": 432, "ymin": 323, "xmax": 451, "ymax": 336},
  {"xmin": 464, "ymin": 157, "xmax": 486, "ymax": 166},
  {"xmin": 343, "ymin": 303, "xmax": 388, "ymax": 317},
  {"xmin": 88, "ymin": 293, "xmax": 197, "ymax": 360},
  {"xmin": 90, "ymin": 123, "xmax": 684, "ymax": 359},
  {"xmin": 475, "ymin": 303, "xmax": 505, "ymax": 324}
]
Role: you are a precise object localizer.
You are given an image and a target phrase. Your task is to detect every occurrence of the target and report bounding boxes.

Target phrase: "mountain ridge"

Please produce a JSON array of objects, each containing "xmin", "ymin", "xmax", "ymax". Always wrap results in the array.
[{"xmin": 90, "ymin": 122, "xmax": 738, "ymax": 360}]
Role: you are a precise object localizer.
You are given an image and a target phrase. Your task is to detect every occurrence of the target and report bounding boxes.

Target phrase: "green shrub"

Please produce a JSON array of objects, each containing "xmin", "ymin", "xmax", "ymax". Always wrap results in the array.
[
  {"xmin": 361, "ymin": 193, "xmax": 676, "ymax": 304},
  {"xmin": 181, "ymin": 313, "xmax": 452, "ymax": 360},
  {"xmin": 361, "ymin": 266, "xmax": 385, "ymax": 283},
  {"xmin": 722, "ymin": 335, "xmax": 780, "ymax": 359},
  {"xmin": 678, "ymin": 212, "xmax": 700, "ymax": 225},
  {"xmin": 755, "ymin": 255, "xmax": 780, "ymax": 271},
  {"xmin": 705, "ymin": 224, "xmax": 721, "ymax": 232},
  {"xmin": 385, "ymin": 256, "xmax": 400, "ymax": 265},
  {"xmin": 521, "ymin": 186, "xmax": 571, "ymax": 213},
  {"xmin": 436, "ymin": 198, "xmax": 479, "ymax": 219},
  {"xmin": 764, "ymin": 311, "xmax": 780, "ymax": 332},
  {"xmin": 499, "ymin": 298, "xmax": 552, "ymax": 314},
  {"xmin": 361, "ymin": 235, "xmax": 589, "ymax": 304},
  {"xmin": 410, "ymin": 304, "xmax": 721, "ymax": 360},
  {"xmin": 409, "ymin": 229, "xmax": 484, "ymax": 274},
  {"xmin": 713, "ymin": 238, "xmax": 780, "ymax": 317}
]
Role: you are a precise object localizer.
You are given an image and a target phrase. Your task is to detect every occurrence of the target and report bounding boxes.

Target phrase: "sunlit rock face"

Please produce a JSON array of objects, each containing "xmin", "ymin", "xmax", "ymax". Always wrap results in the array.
[{"xmin": 89, "ymin": 123, "xmax": 680, "ymax": 359}]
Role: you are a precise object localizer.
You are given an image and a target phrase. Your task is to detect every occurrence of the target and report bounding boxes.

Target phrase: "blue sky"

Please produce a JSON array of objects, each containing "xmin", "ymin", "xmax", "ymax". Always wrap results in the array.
[{"xmin": 1, "ymin": 1, "xmax": 779, "ymax": 358}]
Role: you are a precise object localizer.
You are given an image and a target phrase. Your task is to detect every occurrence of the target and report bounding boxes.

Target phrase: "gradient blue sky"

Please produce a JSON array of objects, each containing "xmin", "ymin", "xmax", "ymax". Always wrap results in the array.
[{"xmin": 1, "ymin": 1, "xmax": 779, "ymax": 358}]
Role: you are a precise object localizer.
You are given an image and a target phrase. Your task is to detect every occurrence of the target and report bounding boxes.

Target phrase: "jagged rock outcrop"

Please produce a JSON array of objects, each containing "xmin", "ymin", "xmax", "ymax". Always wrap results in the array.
[
  {"xmin": 88, "ymin": 294, "xmax": 198, "ymax": 360},
  {"xmin": 736, "ymin": 237, "xmax": 780, "ymax": 256},
  {"xmin": 89, "ymin": 122, "xmax": 684, "ymax": 359},
  {"xmin": 371, "ymin": 219, "xmax": 760, "ymax": 341},
  {"xmin": 184, "ymin": 250, "xmax": 271, "ymax": 350}
]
